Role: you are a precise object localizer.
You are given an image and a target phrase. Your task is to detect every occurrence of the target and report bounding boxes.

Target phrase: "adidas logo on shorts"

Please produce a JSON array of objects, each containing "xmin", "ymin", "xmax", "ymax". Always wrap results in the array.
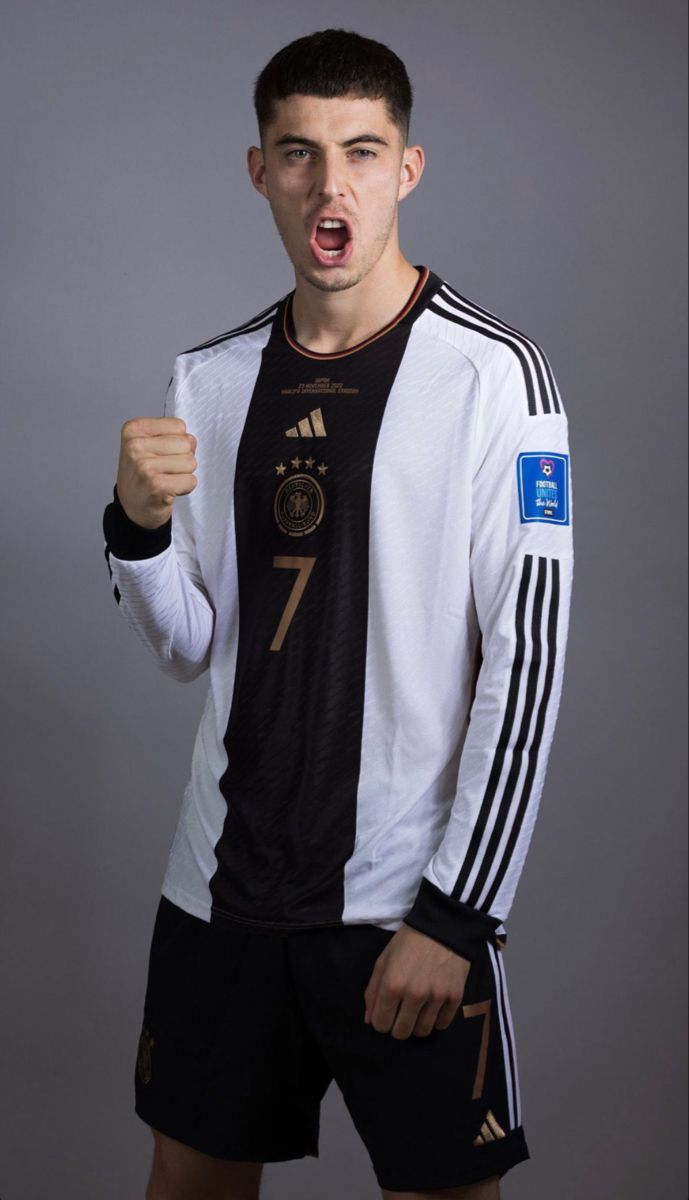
[{"xmin": 473, "ymin": 1108, "xmax": 506, "ymax": 1146}]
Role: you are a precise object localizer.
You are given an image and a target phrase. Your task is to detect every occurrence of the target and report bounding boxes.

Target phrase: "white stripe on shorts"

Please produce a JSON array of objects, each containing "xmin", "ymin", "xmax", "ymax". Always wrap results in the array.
[{"xmin": 487, "ymin": 942, "xmax": 523, "ymax": 1129}]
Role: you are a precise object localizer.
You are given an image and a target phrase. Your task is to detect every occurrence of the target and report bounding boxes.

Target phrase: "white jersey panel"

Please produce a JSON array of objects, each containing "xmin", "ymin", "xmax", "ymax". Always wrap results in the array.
[{"xmin": 342, "ymin": 323, "xmax": 480, "ymax": 924}]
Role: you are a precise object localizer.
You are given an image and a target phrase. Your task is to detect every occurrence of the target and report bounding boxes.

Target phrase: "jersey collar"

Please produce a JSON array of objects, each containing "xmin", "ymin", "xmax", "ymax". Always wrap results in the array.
[{"xmin": 282, "ymin": 265, "xmax": 442, "ymax": 360}]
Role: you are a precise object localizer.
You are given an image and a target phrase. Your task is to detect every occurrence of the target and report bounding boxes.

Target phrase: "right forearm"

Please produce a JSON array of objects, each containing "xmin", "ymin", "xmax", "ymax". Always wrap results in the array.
[
  {"xmin": 103, "ymin": 486, "xmax": 214, "ymax": 682},
  {"xmin": 103, "ymin": 484, "xmax": 173, "ymax": 558}
]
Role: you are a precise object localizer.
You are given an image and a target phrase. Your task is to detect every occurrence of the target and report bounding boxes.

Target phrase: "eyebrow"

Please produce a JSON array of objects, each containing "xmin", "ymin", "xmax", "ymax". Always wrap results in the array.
[{"xmin": 273, "ymin": 133, "xmax": 389, "ymax": 148}]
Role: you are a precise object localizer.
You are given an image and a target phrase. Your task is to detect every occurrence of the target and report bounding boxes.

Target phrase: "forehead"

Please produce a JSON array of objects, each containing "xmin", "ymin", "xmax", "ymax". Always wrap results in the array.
[{"xmin": 266, "ymin": 93, "xmax": 399, "ymax": 143}]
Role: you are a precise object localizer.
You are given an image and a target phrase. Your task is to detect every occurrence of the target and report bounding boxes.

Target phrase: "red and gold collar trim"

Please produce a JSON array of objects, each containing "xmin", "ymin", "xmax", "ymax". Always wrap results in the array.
[{"xmin": 283, "ymin": 266, "xmax": 430, "ymax": 360}]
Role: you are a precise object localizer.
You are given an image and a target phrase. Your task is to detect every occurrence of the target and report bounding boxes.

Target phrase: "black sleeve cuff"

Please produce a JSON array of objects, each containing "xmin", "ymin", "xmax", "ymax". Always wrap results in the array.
[
  {"xmin": 102, "ymin": 484, "xmax": 172, "ymax": 561},
  {"xmin": 402, "ymin": 875, "xmax": 503, "ymax": 961}
]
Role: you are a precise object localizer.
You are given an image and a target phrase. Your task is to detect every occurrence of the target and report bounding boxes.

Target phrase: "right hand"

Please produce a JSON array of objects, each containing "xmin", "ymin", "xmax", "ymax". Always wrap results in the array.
[{"xmin": 115, "ymin": 417, "xmax": 198, "ymax": 529}]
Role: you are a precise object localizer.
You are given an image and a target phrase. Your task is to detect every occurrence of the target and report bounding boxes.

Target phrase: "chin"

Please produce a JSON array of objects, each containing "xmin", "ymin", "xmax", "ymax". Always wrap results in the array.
[
  {"xmin": 297, "ymin": 260, "xmax": 366, "ymax": 293},
  {"xmin": 310, "ymin": 274, "xmax": 359, "ymax": 293}
]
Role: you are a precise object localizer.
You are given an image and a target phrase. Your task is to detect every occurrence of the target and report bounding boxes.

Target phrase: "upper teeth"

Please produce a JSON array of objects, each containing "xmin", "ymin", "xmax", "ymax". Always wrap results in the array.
[{"xmin": 318, "ymin": 219, "xmax": 346, "ymax": 228}]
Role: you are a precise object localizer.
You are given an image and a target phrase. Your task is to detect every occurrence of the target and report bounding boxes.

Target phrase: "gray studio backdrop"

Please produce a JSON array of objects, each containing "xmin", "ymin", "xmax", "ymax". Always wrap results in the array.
[{"xmin": 1, "ymin": 2, "xmax": 687, "ymax": 1197}]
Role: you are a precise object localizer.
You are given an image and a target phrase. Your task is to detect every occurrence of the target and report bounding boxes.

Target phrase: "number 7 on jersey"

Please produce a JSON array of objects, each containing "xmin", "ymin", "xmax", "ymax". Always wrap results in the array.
[{"xmin": 270, "ymin": 556, "xmax": 317, "ymax": 651}]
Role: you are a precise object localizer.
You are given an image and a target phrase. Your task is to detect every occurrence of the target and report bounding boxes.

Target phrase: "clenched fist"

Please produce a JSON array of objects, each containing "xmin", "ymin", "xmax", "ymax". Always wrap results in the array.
[{"xmin": 116, "ymin": 417, "xmax": 198, "ymax": 529}]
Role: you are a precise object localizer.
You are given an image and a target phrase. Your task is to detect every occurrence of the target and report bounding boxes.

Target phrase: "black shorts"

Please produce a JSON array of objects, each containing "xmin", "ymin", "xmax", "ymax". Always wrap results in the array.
[{"xmin": 134, "ymin": 894, "xmax": 530, "ymax": 1192}]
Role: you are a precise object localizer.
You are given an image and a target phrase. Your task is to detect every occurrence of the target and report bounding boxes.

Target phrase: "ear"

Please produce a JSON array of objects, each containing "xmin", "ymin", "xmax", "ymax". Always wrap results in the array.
[
  {"xmin": 398, "ymin": 143, "xmax": 425, "ymax": 202},
  {"xmin": 247, "ymin": 145, "xmax": 268, "ymax": 198}
]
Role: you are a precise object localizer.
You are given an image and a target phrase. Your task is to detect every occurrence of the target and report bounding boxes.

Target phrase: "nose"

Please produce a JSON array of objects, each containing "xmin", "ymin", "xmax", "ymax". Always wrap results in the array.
[{"xmin": 314, "ymin": 150, "xmax": 346, "ymax": 199}]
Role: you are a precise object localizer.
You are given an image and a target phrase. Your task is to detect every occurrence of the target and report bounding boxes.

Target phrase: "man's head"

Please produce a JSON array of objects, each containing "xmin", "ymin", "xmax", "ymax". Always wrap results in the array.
[{"xmin": 247, "ymin": 29, "xmax": 424, "ymax": 293}]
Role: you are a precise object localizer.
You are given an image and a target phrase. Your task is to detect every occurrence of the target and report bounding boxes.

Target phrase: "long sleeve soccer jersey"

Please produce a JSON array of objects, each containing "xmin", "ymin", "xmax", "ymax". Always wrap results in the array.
[{"xmin": 102, "ymin": 265, "xmax": 574, "ymax": 961}]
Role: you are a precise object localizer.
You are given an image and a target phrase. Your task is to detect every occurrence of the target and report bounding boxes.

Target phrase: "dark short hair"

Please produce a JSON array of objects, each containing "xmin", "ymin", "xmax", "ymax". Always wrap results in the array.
[{"xmin": 253, "ymin": 28, "xmax": 413, "ymax": 148}]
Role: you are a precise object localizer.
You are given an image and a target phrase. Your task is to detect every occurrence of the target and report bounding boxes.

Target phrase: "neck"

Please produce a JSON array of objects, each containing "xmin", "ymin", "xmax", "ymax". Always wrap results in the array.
[{"xmin": 290, "ymin": 249, "xmax": 421, "ymax": 355}]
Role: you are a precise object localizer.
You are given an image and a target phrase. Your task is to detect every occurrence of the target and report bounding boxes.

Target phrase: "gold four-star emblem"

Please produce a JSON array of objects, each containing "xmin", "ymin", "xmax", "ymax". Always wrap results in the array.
[{"xmin": 275, "ymin": 459, "xmax": 327, "ymax": 475}]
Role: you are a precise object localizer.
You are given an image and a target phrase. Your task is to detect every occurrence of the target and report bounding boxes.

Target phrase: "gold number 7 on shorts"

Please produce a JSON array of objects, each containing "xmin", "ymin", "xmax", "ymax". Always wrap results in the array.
[{"xmin": 462, "ymin": 998, "xmax": 492, "ymax": 1100}]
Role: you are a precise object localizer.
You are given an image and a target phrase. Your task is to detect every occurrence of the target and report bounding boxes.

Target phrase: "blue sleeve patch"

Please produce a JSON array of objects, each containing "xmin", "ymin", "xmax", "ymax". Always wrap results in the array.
[{"xmin": 516, "ymin": 452, "xmax": 570, "ymax": 524}]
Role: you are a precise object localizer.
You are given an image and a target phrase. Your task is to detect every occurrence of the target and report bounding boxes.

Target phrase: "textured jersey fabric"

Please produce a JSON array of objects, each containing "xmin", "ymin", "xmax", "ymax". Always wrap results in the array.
[{"xmin": 102, "ymin": 265, "xmax": 574, "ymax": 962}]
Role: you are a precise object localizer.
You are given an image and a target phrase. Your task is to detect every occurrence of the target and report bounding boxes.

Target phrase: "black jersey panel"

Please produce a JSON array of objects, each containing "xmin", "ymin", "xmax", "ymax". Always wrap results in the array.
[{"xmin": 208, "ymin": 275, "xmax": 442, "ymax": 931}]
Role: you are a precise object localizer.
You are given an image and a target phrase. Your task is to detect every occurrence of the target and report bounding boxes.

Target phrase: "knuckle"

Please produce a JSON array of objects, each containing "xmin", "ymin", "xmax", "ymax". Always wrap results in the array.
[
  {"xmin": 431, "ymin": 986, "xmax": 453, "ymax": 1003},
  {"xmin": 384, "ymin": 976, "xmax": 405, "ymax": 998},
  {"xmin": 408, "ymin": 987, "xmax": 428, "ymax": 1004}
]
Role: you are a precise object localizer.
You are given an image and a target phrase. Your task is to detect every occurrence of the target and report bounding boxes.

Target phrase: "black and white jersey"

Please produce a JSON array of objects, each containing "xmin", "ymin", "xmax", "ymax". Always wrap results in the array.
[{"xmin": 102, "ymin": 265, "xmax": 574, "ymax": 961}]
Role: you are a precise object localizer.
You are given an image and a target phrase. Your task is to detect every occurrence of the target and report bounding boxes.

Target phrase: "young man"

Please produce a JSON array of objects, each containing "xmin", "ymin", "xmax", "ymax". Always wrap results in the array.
[{"xmin": 102, "ymin": 28, "xmax": 574, "ymax": 1200}]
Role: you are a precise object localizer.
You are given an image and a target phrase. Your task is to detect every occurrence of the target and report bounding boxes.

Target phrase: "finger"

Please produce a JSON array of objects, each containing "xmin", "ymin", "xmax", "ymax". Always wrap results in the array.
[
  {"xmin": 371, "ymin": 994, "xmax": 401, "ymax": 1034},
  {"xmin": 389, "ymin": 993, "xmax": 427, "ymax": 1040},
  {"xmin": 140, "ymin": 453, "xmax": 197, "ymax": 475},
  {"xmin": 146, "ymin": 437, "xmax": 196, "ymax": 455},
  {"xmin": 152, "ymin": 474, "xmax": 198, "ymax": 498},
  {"xmin": 363, "ymin": 954, "xmax": 387, "ymax": 1023},
  {"xmin": 411, "ymin": 999, "xmax": 445, "ymax": 1038},
  {"xmin": 369, "ymin": 979, "xmax": 406, "ymax": 1033},
  {"xmin": 433, "ymin": 997, "xmax": 463, "ymax": 1030},
  {"xmin": 128, "ymin": 435, "xmax": 196, "ymax": 456},
  {"xmin": 123, "ymin": 417, "xmax": 187, "ymax": 437}
]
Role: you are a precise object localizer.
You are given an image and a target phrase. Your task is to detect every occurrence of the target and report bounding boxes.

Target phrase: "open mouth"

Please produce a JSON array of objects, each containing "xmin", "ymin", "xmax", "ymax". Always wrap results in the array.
[{"xmin": 310, "ymin": 217, "xmax": 353, "ymax": 266}]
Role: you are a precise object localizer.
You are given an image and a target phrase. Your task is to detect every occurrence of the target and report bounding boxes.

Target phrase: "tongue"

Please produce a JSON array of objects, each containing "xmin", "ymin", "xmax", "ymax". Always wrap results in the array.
[{"xmin": 316, "ymin": 225, "xmax": 348, "ymax": 250}]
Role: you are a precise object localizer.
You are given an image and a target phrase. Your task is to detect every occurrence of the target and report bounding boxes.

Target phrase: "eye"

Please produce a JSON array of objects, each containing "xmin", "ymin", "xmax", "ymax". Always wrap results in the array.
[
  {"xmin": 351, "ymin": 148, "xmax": 375, "ymax": 158},
  {"xmin": 286, "ymin": 148, "xmax": 311, "ymax": 159}
]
